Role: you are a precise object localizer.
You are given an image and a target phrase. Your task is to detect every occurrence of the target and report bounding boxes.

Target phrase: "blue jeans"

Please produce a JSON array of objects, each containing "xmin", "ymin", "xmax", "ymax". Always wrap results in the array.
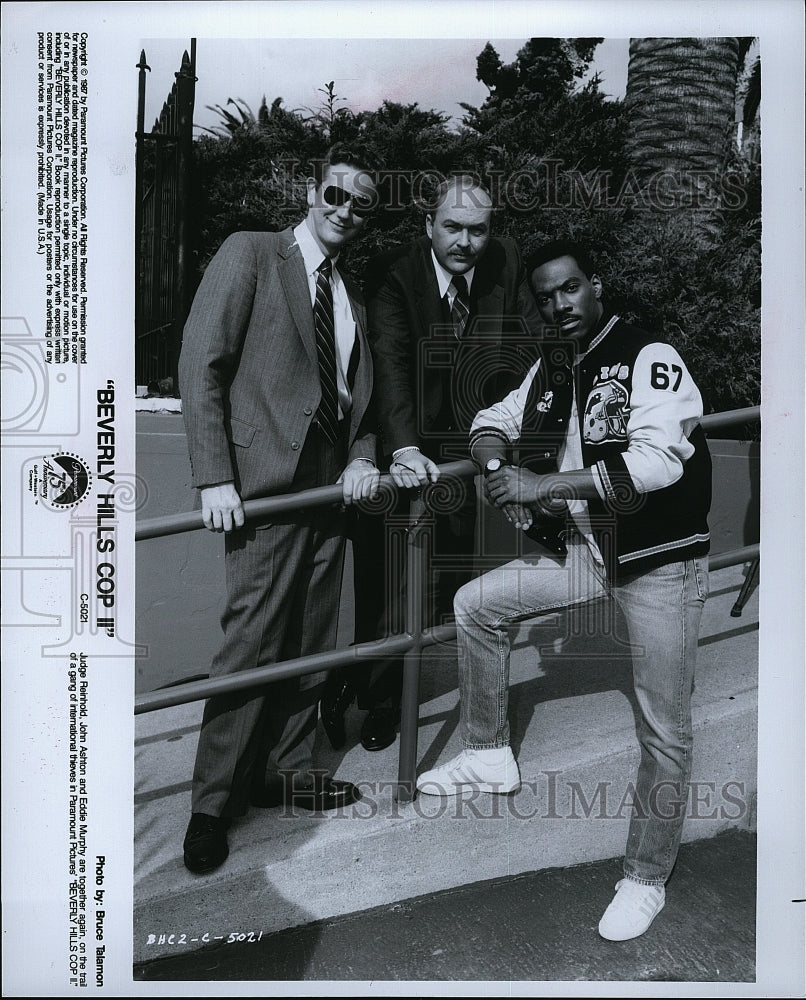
[{"xmin": 453, "ymin": 536, "xmax": 709, "ymax": 884}]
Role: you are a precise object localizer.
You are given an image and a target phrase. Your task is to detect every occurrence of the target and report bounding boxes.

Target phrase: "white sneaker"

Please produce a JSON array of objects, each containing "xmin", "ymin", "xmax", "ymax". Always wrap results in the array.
[
  {"xmin": 416, "ymin": 747, "xmax": 521, "ymax": 796},
  {"xmin": 598, "ymin": 878, "xmax": 666, "ymax": 941}
]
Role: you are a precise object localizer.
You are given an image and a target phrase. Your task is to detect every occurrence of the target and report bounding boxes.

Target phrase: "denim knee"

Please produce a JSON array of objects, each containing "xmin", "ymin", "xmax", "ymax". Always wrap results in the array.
[{"xmin": 454, "ymin": 577, "xmax": 482, "ymax": 623}]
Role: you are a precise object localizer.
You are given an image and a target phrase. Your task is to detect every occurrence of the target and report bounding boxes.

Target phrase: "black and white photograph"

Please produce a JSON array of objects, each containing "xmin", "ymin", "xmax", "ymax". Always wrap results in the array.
[{"xmin": 1, "ymin": 2, "xmax": 804, "ymax": 996}]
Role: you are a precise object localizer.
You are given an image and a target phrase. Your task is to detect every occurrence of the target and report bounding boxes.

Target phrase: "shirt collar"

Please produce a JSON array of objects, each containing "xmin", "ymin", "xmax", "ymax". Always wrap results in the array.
[
  {"xmin": 294, "ymin": 219, "xmax": 339, "ymax": 277},
  {"xmin": 431, "ymin": 249, "xmax": 474, "ymax": 299}
]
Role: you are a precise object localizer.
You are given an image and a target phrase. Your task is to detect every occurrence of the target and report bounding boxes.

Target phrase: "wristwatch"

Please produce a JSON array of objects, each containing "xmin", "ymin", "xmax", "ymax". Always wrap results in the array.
[{"xmin": 484, "ymin": 457, "xmax": 504, "ymax": 477}]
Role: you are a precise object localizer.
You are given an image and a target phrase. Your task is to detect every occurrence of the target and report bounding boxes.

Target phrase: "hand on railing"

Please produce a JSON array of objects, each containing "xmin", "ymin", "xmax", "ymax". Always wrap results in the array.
[
  {"xmin": 338, "ymin": 460, "xmax": 381, "ymax": 505},
  {"xmin": 389, "ymin": 449, "xmax": 441, "ymax": 489},
  {"xmin": 136, "ymin": 408, "xmax": 760, "ymax": 543},
  {"xmin": 200, "ymin": 481, "xmax": 245, "ymax": 533}
]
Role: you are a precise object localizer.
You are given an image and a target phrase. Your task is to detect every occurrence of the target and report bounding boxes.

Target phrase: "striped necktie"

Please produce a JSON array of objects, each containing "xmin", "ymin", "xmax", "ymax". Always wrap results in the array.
[
  {"xmin": 450, "ymin": 274, "xmax": 470, "ymax": 339},
  {"xmin": 313, "ymin": 258, "xmax": 339, "ymax": 444}
]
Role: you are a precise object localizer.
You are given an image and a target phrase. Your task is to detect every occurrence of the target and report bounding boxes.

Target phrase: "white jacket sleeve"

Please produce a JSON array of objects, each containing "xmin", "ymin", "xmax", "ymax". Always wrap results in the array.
[
  {"xmin": 595, "ymin": 343, "xmax": 703, "ymax": 496},
  {"xmin": 469, "ymin": 358, "xmax": 542, "ymax": 447}
]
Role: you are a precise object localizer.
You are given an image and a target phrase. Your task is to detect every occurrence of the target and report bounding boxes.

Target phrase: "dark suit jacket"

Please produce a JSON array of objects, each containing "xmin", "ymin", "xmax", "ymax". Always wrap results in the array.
[
  {"xmin": 364, "ymin": 235, "xmax": 541, "ymax": 461},
  {"xmin": 179, "ymin": 228, "xmax": 376, "ymax": 499}
]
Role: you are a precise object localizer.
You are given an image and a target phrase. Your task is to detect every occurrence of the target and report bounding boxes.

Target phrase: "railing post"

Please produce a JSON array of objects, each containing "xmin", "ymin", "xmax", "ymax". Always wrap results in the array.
[
  {"xmin": 730, "ymin": 555, "xmax": 760, "ymax": 617},
  {"xmin": 396, "ymin": 493, "xmax": 428, "ymax": 803}
]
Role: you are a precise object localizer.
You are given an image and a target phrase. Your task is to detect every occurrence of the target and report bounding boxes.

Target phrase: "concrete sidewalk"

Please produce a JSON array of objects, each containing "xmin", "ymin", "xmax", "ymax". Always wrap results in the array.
[
  {"xmin": 133, "ymin": 561, "xmax": 758, "ymax": 972},
  {"xmin": 135, "ymin": 827, "xmax": 757, "ymax": 982}
]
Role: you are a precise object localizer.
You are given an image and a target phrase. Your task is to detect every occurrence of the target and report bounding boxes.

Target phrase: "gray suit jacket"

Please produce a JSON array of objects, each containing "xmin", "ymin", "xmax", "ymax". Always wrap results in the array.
[{"xmin": 179, "ymin": 228, "xmax": 376, "ymax": 499}]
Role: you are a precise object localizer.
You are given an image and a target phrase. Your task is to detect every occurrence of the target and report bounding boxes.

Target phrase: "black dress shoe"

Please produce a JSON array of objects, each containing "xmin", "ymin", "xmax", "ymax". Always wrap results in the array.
[
  {"xmin": 361, "ymin": 706, "xmax": 401, "ymax": 752},
  {"xmin": 251, "ymin": 777, "xmax": 361, "ymax": 812},
  {"xmin": 320, "ymin": 676, "xmax": 356, "ymax": 750},
  {"xmin": 183, "ymin": 813, "xmax": 231, "ymax": 875}
]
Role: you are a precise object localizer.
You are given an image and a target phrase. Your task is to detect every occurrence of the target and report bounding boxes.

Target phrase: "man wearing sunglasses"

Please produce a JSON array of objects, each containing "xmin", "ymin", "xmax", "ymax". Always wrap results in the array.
[
  {"xmin": 178, "ymin": 144, "xmax": 381, "ymax": 875},
  {"xmin": 322, "ymin": 174, "xmax": 542, "ymax": 754}
]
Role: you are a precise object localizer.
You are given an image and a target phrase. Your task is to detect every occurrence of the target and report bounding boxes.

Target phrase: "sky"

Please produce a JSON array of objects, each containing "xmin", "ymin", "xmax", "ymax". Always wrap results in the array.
[{"xmin": 139, "ymin": 36, "xmax": 630, "ymax": 136}]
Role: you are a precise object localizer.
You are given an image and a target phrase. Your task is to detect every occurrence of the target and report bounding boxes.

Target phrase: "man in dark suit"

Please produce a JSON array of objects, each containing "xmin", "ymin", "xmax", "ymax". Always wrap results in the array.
[
  {"xmin": 178, "ymin": 145, "xmax": 380, "ymax": 875},
  {"xmin": 322, "ymin": 174, "xmax": 542, "ymax": 752}
]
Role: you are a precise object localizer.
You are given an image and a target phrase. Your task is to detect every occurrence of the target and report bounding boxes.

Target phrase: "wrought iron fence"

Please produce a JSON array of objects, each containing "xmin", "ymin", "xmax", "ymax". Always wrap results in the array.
[{"xmin": 134, "ymin": 41, "xmax": 196, "ymax": 389}]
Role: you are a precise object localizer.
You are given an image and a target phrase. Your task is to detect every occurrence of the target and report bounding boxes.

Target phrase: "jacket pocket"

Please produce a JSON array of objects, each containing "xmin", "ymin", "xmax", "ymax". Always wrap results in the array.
[{"xmin": 230, "ymin": 416, "xmax": 257, "ymax": 448}]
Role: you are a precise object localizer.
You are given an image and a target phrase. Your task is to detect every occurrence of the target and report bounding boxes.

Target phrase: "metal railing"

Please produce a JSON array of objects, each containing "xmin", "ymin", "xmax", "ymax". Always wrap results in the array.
[{"xmin": 135, "ymin": 406, "xmax": 760, "ymax": 800}]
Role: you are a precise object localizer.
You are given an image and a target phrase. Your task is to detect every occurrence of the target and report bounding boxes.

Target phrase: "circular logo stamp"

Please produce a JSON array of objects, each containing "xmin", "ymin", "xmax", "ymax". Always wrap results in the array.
[{"xmin": 28, "ymin": 452, "xmax": 92, "ymax": 509}]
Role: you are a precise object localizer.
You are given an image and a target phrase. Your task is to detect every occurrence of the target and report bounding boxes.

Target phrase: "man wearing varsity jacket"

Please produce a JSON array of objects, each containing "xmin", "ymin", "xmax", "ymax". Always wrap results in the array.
[{"xmin": 416, "ymin": 239, "xmax": 712, "ymax": 943}]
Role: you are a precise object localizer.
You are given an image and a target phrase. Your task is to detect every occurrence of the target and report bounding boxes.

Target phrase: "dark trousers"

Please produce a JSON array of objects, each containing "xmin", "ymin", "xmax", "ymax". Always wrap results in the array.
[
  {"xmin": 191, "ymin": 426, "xmax": 346, "ymax": 818},
  {"xmin": 349, "ymin": 484, "xmax": 476, "ymax": 710}
]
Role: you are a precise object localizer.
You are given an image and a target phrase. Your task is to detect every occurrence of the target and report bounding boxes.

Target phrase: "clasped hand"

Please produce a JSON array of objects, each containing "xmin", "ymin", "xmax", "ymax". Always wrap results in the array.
[
  {"xmin": 484, "ymin": 465, "xmax": 541, "ymax": 508},
  {"xmin": 484, "ymin": 466, "xmax": 566, "ymax": 532}
]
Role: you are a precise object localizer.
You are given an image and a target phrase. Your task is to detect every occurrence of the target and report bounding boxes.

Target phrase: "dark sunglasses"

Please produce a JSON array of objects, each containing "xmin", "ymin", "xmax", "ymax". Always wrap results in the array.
[{"xmin": 322, "ymin": 184, "xmax": 375, "ymax": 217}]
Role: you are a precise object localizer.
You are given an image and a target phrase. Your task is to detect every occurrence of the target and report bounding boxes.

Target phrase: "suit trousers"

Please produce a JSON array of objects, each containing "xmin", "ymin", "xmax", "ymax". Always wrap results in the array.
[
  {"xmin": 191, "ymin": 425, "xmax": 347, "ymax": 818},
  {"xmin": 350, "ymin": 480, "xmax": 477, "ymax": 710}
]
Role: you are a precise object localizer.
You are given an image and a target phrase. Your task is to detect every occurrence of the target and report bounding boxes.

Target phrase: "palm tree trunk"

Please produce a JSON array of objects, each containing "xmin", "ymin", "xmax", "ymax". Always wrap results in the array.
[{"xmin": 625, "ymin": 37, "xmax": 740, "ymax": 180}]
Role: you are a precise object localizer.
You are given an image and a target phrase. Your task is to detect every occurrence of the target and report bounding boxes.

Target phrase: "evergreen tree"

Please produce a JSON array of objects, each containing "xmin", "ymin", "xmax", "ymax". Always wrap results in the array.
[{"xmin": 183, "ymin": 41, "xmax": 760, "ymax": 417}]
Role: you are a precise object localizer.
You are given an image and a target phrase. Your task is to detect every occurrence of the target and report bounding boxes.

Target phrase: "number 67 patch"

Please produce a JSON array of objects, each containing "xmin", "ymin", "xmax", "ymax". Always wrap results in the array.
[{"xmin": 651, "ymin": 361, "xmax": 683, "ymax": 391}]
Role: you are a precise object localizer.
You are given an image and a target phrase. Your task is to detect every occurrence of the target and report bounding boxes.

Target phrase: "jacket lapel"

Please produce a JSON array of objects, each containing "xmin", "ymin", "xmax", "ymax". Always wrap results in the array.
[
  {"xmin": 470, "ymin": 252, "xmax": 504, "ymax": 327},
  {"xmin": 344, "ymin": 282, "xmax": 372, "ymax": 441},
  {"xmin": 277, "ymin": 229, "xmax": 318, "ymax": 367},
  {"xmin": 414, "ymin": 239, "xmax": 450, "ymax": 340}
]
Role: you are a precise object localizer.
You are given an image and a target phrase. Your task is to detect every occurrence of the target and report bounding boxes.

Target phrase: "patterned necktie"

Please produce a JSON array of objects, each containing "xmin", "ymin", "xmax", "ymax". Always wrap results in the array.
[
  {"xmin": 313, "ymin": 258, "xmax": 339, "ymax": 445},
  {"xmin": 450, "ymin": 274, "xmax": 470, "ymax": 340}
]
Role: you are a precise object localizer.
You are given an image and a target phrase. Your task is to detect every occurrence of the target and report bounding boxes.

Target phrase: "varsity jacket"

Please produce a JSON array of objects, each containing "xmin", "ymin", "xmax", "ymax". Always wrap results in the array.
[{"xmin": 470, "ymin": 313, "xmax": 712, "ymax": 578}]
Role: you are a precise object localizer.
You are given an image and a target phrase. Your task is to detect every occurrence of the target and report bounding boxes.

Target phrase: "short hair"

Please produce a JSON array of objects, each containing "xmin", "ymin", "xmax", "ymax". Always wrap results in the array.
[
  {"xmin": 526, "ymin": 239, "xmax": 597, "ymax": 279},
  {"xmin": 310, "ymin": 143, "xmax": 382, "ymax": 186},
  {"xmin": 425, "ymin": 173, "xmax": 493, "ymax": 214}
]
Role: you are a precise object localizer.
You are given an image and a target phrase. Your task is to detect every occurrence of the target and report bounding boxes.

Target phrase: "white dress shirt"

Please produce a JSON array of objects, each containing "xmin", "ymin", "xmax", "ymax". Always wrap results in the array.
[
  {"xmin": 430, "ymin": 249, "xmax": 475, "ymax": 309},
  {"xmin": 294, "ymin": 220, "xmax": 356, "ymax": 419}
]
